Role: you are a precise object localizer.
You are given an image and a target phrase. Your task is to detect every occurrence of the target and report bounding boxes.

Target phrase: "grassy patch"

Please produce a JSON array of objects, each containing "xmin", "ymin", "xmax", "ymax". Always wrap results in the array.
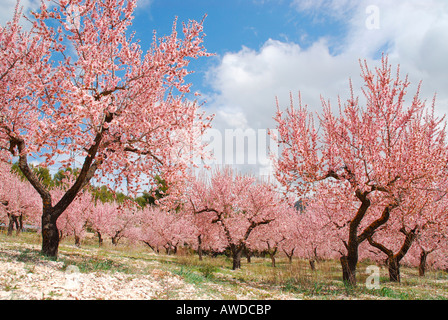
[{"xmin": 61, "ymin": 257, "xmax": 130, "ymax": 274}]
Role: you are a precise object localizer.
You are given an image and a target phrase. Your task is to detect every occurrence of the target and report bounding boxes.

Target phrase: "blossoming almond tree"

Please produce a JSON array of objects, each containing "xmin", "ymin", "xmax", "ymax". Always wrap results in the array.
[
  {"xmin": 295, "ymin": 191, "xmax": 345, "ymax": 269},
  {"xmin": 408, "ymin": 228, "xmax": 448, "ymax": 276},
  {"xmin": 367, "ymin": 185, "xmax": 448, "ymax": 281},
  {"xmin": 0, "ymin": 162, "xmax": 41, "ymax": 235},
  {"xmin": 186, "ymin": 202, "xmax": 227, "ymax": 260},
  {"xmin": 88, "ymin": 200, "xmax": 118, "ymax": 247},
  {"xmin": 273, "ymin": 56, "xmax": 448, "ymax": 285},
  {"xmin": 0, "ymin": 0, "xmax": 211, "ymax": 257},
  {"xmin": 183, "ymin": 167, "xmax": 285, "ymax": 270},
  {"xmin": 55, "ymin": 187, "xmax": 93, "ymax": 247},
  {"xmin": 135, "ymin": 205, "xmax": 195, "ymax": 255},
  {"xmin": 246, "ymin": 203, "xmax": 295, "ymax": 268}
]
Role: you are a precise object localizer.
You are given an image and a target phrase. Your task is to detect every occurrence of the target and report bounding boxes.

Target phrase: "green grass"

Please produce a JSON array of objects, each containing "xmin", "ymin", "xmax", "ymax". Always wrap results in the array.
[
  {"xmin": 61, "ymin": 256, "xmax": 131, "ymax": 274},
  {"xmin": 1, "ymin": 230, "xmax": 447, "ymax": 300}
]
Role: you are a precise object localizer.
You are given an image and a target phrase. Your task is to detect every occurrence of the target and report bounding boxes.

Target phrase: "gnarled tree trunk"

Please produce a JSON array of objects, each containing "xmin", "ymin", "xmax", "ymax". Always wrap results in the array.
[
  {"xmin": 41, "ymin": 209, "xmax": 60, "ymax": 257},
  {"xmin": 419, "ymin": 250, "xmax": 429, "ymax": 277},
  {"xmin": 368, "ymin": 227, "xmax": 417, "ymax": 282},
  {"xmin": 7, "ymin": 214, "xmax": 22, "ymax": 236},
  {"xmin": 230, "ymin": 244, "xmax": 244, "ymax": 270}
]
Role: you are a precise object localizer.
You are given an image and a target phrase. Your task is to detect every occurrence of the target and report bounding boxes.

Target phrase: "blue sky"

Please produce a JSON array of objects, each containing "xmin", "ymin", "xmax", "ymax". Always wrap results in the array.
[
  {"xmin": 131, "ymin": 0, "xmax": 351, "ymax": 94},
  {"xmin": 130, "ymin": 0, "xmax": 448, "ymax": 177},
  {"xmin": 134, "ymin": 0, "xmax": 348, "ymax": 53},
  {"xmin": 126, "ymin": 1, "xmax": 448, "ymax": 126}
]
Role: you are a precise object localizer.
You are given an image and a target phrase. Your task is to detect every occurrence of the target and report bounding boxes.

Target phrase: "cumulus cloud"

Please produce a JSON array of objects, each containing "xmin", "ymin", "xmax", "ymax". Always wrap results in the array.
[
  {"xmin": 205, "ymin": 0, "xmax": 448, "ymax": 131},
  {"xmin": 205, "ymin": 39, "xmax": 360, "ymax": 131},
  {"xmin": 201, "ymin": 0, "xmax": 448, "ymax": 175},
  {"xmin": 345, "ymin": 0, "xmax": 448, "ymax": 118}
]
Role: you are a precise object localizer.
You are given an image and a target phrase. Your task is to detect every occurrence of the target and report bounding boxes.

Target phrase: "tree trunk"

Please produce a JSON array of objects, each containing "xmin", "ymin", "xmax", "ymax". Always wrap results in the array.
[
  {"xmin": 197, "ymin": 235, "xmax": 203, "ymax": 261},
  {"xmin": 74, "ymin": 235, "xmax": 81, "ymax": 247},
  {"xmin": 7, "ymin": 214, "xmax": 15, "ymax": 236},
  {"xmin": 341, "ymin": 198, "xmax": 393, "ymax": 287},
  {"xmin": 268, "ymin": 245, "xmax": 278, "ymax": 267},
  {"xmin": 283, "ymin": 248, "xmax": 295, "ymax": 263},
  {"xmin": 340, "ymin": 255, "xmax": 357, "ymax": 286},
  {"xmin": 111, "ymin": 231, "xmax": 121, "ymax": 246},
  {"xmin": 165, "ymin": 244, "xmax": 174, "ymax": 255},
  {"xmin": 41, "ymin": 210, "xmax": 60, "ymax": 258},
  {"xmin": 270, "ymin": 254, "xmax": 276, "ymax": 268},
  {"xmin": 97, "ymin": 231, "xmax": 103, "ymax": 247},
  {"xmin": 230, "ymin": 244, "xmax": 243, "ymax": 270},
  {"xmin": 309, "ymin": 259, "xmax": 316, "ymax": 271},
  {"xmin": 419, "ymin": 250, "xmax": 428, "ymax": 277},
  {"xmin": 339, "ymin": 191, "xmax": 371, "ymax": 287},
  {"xmin": 18, "ymin": 215, "xmax": 23, "ymax": 233},
  {"xmin": 244, "ymin": 245, "xmax": 252, "ymax": 263},
  {"xmin": 368, "ymin": 227, "xmax": 416, "ymax": 283},
  {"xmin": 388, "ymin": 256, "xmax": 400, "ymax": 282},
  {"xmin": 7, "ymin": 214, "xmax": 22, "ymax": 236}
]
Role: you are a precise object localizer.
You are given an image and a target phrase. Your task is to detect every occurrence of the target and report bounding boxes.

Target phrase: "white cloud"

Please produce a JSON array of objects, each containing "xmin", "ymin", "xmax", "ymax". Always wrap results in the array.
[
  {"xmin": 205, "ymin": 0, "xmax": 448, "ymax": 131},
  {"xmin": 202, "ymin": 0, "xmax": 448, "ymax": 175},
  {"xmin": 0, "ymin": 0, "xmax": 41, "ymax": 26},
  {"xmin": 205, "ymin": 39, "xmax": 360, "ymax": 131},
  {"xmin": 136, "ymin": 0, "xmax": 152, "ymax": 10},
  {"xmin": 344, "ymin": 0, "xmax": 448, "ymax": 119}
]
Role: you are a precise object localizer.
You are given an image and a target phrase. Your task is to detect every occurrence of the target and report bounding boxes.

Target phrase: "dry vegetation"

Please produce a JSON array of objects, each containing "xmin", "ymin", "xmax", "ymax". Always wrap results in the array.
[{"xmin": 1, "ymin": 231, "xmax": 447, "ymax": 300}]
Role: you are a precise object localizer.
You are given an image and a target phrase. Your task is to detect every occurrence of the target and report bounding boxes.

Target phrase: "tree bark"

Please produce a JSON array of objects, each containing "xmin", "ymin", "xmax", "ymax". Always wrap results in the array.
[
  {"xmin": 111, "ymin": 231, "xmax": 121, "ymax": 246},
  {"xmin": 388, "ymin": 256, "xmax": 400, "ymax": 282},
  {"xmin": 197, "ymin": 235, "xmax": 203, "ymax": 261},
  {"xmin": 419, "ymin": 250, "xmax": 428, "ymax": 277},
  {"xmin": 41, "ymin": 209, "xmax": 60, "ymax": 258},
  {"xmin": 340, "ymin": 195, "xmax": 394, "ymax": 286},
  {"xmin": 230, "ymin": 244, "xmax": 243, "ymax": 270},
  {"xmin": 368, "ymin": 227, "xmax": 417, "ymax": 282},
  {"xmin": 97, "ymin": 231, "xmax": 103, "ymax": 247},
  {"xmin": 5, "ymin": 209, "xmax": 23, "ymax": 236},
  {"xmin": 244, "ymin": 245, "xmax": 252, "ymax": 263},
  {"xmin": 7, "ymin": 214, "xmax": 19, "ymax": 236},
  {"xmin": 74, "ymin": 235, "xmax": 81, "ymax": 247},
  {"xmin": 267, "ymin": 243, "xmax": 278, "ymax": 267},
  {"xmin": 340, "ymin": 192, "xmax": 370, "ymax": 287},
  {"xmin": 7, "ymin": 216, "xmax": 14, "ymax": 236},
  {"xmin": 283, "ymin": 248, "xmax": 295, "ymax": 263},
  {"xmin": 309, "ymin": 259, "xmax": 316, "ymax": 271},
  {"xmin": 270, "ymin": 254, "xmax": 276, "ymax": 268},
  {"xmin": 340, "ymin": 255, "xmax": 357, "ymax": 286}
]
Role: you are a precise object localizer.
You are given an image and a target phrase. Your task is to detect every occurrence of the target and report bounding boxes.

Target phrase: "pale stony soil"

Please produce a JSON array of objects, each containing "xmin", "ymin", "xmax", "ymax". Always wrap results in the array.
[
  {"xmin": 0, "ymin": 241, "xmax": 299, "ymax": 300},
  {"xmin": 0, "ymin": 244, "xmax": 190, "ymax": 300}
]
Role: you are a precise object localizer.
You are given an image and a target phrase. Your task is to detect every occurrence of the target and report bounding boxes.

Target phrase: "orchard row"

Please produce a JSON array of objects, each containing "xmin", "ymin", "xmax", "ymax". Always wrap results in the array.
[{"xmin": 2, "ymin": 162, "xmax": 447, "ymax": 281}]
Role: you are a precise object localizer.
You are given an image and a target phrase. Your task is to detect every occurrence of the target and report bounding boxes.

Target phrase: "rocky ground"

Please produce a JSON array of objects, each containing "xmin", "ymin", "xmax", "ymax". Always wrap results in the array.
[
  {"xmin": 0, "ymin": 241, "xmax": 297, "ymax": 300},
  {"xmin": 2, "ymin": 237, "xmax": 447, "ymax": 300},
  {"xmin": 1, "ymin": 244, "xmax": 193, "ymax": 300}
]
